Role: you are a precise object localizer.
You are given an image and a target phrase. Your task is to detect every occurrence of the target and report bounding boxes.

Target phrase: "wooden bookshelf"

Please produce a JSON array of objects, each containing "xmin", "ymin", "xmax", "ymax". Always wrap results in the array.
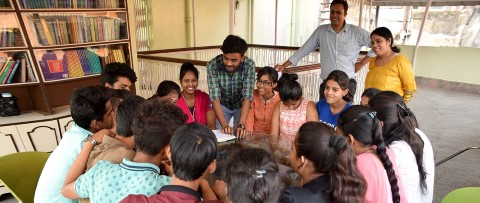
[{"xmin": 0, "ymin": 0, "xmax": 133, "ymax": 114}]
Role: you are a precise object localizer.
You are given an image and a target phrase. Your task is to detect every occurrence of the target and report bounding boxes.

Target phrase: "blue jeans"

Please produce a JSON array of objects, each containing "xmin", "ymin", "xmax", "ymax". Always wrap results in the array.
[{"xmin": 216, "ymin": 104, "xmax": 241, "ymax": 130}]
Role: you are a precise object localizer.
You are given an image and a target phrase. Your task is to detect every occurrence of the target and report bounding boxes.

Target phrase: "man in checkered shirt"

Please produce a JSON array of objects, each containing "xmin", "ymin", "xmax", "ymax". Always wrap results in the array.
[{"xmin": 207, "ymin": 35, "xmax": 255, "ymax": 138}]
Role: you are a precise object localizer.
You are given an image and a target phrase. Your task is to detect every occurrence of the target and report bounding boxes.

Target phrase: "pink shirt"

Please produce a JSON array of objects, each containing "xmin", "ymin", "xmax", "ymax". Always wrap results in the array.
[
  {"xmin": 278, "ymin": 98, "xmax": 309, "ymax": 148},
  {"xmin": 177, "ymin": 90, "xmax": 211, "ymax": 125},
  {"xmin": 357, "ymin": 152, "xmax": 393, "ymax": 203}
]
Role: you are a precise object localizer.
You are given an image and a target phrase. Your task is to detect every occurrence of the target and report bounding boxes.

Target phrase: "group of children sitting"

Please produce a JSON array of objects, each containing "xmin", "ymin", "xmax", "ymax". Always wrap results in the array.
[{"xmin": 33, "ymin": 61, "xmax": 434, "ymax": 203}]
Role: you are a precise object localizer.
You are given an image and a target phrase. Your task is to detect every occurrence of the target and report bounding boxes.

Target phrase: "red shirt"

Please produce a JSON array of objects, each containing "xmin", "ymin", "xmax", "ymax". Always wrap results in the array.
[{"xmin": 120, "ymin": 185, "xmax": 223, "ymax": 203}]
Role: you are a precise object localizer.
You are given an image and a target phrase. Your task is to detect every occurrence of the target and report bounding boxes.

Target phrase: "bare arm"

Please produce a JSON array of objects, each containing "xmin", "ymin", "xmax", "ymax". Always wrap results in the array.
[
  {"xmin": 206, "ymin": 110, "xmax": 217, "ymax": 130},
  {"xmin": 270, "ymin": 102, "xmax": 281, "ymax": 149},
  {"xmin": 200, "ymin": 179, "xmax": 218, "ymax": 200},
  {"xmin": 236, "ymin": 99, "xmax": 251, "ymax": 137},
  {"xmin": 355, "ymin": 56, "xmax": 371, "ymax": 72},
  {"xmin": 62, "ymin": 129, "xmax": 114, "ymax": 199},
  {"xmin": 274, "ymin": 61, "xmax": 292, "ymax": 72},
  {"xmin": 212, "ymin": 99, "xmax": 232, "ymax": 134},
  {"xmin": 306, "ymin": 101, "xmax": 319, "ymax": 122}
]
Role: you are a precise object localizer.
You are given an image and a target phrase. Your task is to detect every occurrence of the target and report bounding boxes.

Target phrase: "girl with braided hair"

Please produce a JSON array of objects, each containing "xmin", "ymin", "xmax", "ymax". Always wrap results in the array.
[
  {"xmin": 279, "ymin": 121, "xmax": 366, "ymax": 203},
  {"xmin": 337, "ymin": 105, "xmax": 406, "ymax": 203},
  {"xmin": 369, "ymin": 91, "xmax": 434, "ymax": 203}
]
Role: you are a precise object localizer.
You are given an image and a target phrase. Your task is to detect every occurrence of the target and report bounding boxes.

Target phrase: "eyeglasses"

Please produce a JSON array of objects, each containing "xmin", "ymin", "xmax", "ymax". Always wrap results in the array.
[{"xmin": 256, "ymin": 80, "xmax": 273, "ymax": 87}]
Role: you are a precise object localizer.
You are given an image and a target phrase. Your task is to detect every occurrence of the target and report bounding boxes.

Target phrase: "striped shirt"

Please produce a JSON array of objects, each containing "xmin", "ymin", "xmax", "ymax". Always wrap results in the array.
[
  {"xmin": 207, "ymin": 54, "xmax": 255, "ymax": 110},
  {"xmin": 288, "ymin": 23, "xmax": 374, "ymax": 80}
]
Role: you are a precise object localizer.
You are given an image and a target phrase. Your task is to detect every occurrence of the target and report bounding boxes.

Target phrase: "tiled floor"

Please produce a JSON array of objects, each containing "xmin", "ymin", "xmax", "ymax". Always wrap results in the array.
[{"xmin": 1, "ymin": 84, "xmax": 479, "ymax": 203}]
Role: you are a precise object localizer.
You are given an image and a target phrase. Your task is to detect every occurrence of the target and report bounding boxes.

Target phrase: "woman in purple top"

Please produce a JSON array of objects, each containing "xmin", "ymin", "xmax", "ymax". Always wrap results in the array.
[
  {"xmin": 316, "ymin": 70, "xmax": 353, "ymax": 128},
  {"xmin": 176, "ymin": 62, "xmax": 216, "ymax": 129}
]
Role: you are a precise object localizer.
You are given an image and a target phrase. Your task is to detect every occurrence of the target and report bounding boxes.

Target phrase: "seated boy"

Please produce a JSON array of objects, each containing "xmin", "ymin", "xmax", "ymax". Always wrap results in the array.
[
  {"xmin": 120, "ymin": 122, "xmax": 222, "ymax": 203},
  {"xmin": 61, "ymin": 100, "xmax": 187, "ymax": 202}
]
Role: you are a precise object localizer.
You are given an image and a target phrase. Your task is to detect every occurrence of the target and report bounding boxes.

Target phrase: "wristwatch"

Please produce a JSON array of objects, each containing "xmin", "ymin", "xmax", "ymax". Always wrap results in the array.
[
  {"xmin": 84, "ymin": 136, "xmax": 99, "ymax": 146},
  {"xmin": 237, "ymin": 124, "xmax": 245, "ymax": 129}
]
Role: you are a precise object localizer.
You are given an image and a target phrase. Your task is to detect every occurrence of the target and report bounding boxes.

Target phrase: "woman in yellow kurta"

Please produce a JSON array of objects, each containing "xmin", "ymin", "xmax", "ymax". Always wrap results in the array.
[{"xmin": 365, "ymin": 27, "xmax": 416, "ymax": 102}]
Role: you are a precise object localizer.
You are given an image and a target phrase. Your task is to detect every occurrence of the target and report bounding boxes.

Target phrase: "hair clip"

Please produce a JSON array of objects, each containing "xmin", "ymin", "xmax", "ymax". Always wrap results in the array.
[
  {"xmin": 252, "ymin": 169, "xmax": 266, "ymax": 178},
  {"xmin": 396, "ymin": 104, "xmax": 410, "ymax": 116},
  {"xmin": 368, "ymin": 112, "xmax": 377, "ymax": 118}
]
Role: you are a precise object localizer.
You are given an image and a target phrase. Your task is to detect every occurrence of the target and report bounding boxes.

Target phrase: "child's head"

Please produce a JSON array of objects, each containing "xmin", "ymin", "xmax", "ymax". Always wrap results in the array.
[
  {"xmin": 278, "ymin": 73, "xmax": 302, "ymax": 109},
  {"xmin": 168, "ymin": 123, "xmax": 217, "ymax": 181},
  {"xmin": 360, "ymin": 88, "xmax": 380, "ymax": 107},
  {"xmin": 179, "ymin": 62, "xmax": 199, "ymax": 94},
  {"xmin": 368, "ymin": 91, "xmax": 427, "ymax": 190},
  {"xmin": 70, "ymin": 86, "xmax": 113, "ymax": 131},
  {"xmin": 223, "ymin": 148, "xmax": 283, "ymax": 203},
  {"xmin": 292, "ymin": 121, "xmax": 366, "ymax": 203},
  {"xmin": 101, "ymin": 62, "xmax": 137, "ymax": 91},
  {"xmin": 256, "ymin": 66, "xmax": 278, "ymax": 95},
  {"xmin": 116, "ymin": 95, "xmax": 146, "ymax": 137},
  {"xmin": 324, "ymin": 70, "xmax": 353, "ymax": 103},
  {"xmin": 337, "ymin": 105, "xmax": 400, "ymax": 203},
  {"xmin": 131, "ymin": 99, "xmax": 187, "ymax": 156},
  {"xmin": 153, "ymin": 80, "xmax": 181, "ymax": 104}
]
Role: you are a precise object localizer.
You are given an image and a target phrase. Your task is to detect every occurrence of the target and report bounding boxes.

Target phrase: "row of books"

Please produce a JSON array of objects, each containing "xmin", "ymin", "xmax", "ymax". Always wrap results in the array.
[
  {"xmin": 28, "ymin": 14, "xmax": 127, "ymax": 46},
  {"xmin": 0, "ymin": 28, "xmax": 25, "ymax": 47},
  {"xmin": 40, "ymin": 46, "xmax": 125, "ymax": 81},
  {"xmin": 19, "ymin": 0, "xmax": 123, "ymax": 9},
  {"xmin": 0, "ymin": 53, "xmax": 37, "ymax": 84},
  {"xmin": 0, "ymin": 0, "xmax": 10, "ymax": 8}
]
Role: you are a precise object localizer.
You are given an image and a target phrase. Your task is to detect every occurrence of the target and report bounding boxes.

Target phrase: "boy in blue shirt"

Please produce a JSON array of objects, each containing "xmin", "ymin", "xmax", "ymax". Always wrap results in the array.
[{"xmin": 61, "ymin": 99, "xmax": 187, "ymax": 202}]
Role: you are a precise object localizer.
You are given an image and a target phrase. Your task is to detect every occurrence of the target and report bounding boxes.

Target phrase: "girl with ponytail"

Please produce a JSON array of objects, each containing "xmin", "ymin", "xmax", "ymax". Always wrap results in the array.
[
  {"xmin": 279, "ymin": 121, "xmax": 366, "ymax": 203},
  {"xmin": 337, "ymin": 105, "xmax": 406, "ymax": 203},
  {"xmin": 369, "ymin": 91, "xmax": 434, "ymax": 203}
]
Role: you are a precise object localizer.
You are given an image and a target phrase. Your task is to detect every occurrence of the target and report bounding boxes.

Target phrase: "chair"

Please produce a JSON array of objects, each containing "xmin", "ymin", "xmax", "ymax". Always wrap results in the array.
[
  {"xmin": 0, "ymin": 152, "xmax": 50, "ymax": 203},
  {"xmin": 441, "ymin": 187, "xmax": 480, "ymax": 203}
]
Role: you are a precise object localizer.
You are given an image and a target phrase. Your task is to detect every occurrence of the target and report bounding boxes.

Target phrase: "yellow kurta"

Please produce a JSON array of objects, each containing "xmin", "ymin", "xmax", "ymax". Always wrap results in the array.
[{"xmin": 365, "ymin": 54, "xmax": 416, "ymax": 102}]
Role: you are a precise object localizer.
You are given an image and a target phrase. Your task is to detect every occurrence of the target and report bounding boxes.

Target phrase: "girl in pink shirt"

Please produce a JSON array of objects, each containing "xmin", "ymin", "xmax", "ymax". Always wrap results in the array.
[
  {"xmin": 337, "ymin": 105, "xmax": 405, "ymax": 203},
  {"xmin": 176, "ymin": 62, "xmax": 216, "ymax": 129}
]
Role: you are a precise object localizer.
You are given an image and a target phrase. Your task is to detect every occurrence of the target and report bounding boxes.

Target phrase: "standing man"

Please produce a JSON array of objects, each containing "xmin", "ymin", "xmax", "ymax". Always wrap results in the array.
[
  {"xmin": 207, "ymin": 35, "xmax": 255, "ymax": 137},
  {"xmin": 275, "ymin": 0, "xmax": 374, "ymax": 99},
  {"xmin": 101, "ymin": 62, "xmax": 137, "ymax": 91}
]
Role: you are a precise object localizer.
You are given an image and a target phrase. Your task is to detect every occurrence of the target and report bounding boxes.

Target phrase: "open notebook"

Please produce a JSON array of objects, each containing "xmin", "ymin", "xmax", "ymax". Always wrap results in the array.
[{"xmin": 213, "ymin": 130, "xmax": 237, "ymax": 142}]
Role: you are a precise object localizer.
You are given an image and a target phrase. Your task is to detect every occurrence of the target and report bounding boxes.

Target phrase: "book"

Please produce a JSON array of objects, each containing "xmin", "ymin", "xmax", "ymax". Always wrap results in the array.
[
  {"xmin": 0, "ymin": 60, "xmax": 15, "ymax": 84},
  {"xmin": 6, "ymin": 59, "xmax": 21, "ymax": 84},
  {"xmin": 0, "ymin": 57, "xmax": 10, "ymax": 77},
  {"xmin": 25, "ymin": 54, "xmax": 36, "ymax": 82},
  {"xmin": 41, "ymin": 51, "xmax": 68, "ymax": 80},
  {"xmin": 212, "ymin": 130, "xmax": 237, "ymax": 142}
]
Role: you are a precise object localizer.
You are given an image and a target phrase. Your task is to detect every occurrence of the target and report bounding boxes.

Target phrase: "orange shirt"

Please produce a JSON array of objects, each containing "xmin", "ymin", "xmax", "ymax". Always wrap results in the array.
[
  {"xmin": 245, "ymin": 90, "xmax": 280, "ymax": 133},
  {"xmin": 365, "ymin": 54, "xmax": 416, "ymax": 102}
]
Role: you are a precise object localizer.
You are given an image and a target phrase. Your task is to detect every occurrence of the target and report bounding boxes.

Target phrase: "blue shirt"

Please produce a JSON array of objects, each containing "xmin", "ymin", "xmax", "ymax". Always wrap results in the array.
[
  {"xmin": 35, "ymin": 124, "xmax": 92, "ymax": 203},
  {"xmin": 75, "ymin": 158, "xmax": 171, "ymax": 203},
  {"xmin": 316, "ymin": 99, "xmax": 351, "ymax": 128},
  {"xmin": 289, "ymin": 23, "xmax": 375, "ymax": 80}
]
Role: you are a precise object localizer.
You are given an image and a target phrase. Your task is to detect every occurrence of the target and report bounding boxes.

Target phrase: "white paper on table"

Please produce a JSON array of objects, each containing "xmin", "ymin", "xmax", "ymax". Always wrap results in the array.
[{"xmin": 212, "ymin": 130, "xmax": 237, "ymax": 142}]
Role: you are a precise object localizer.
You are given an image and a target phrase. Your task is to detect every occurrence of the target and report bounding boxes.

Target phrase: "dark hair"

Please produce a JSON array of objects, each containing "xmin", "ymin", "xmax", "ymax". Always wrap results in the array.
[
  {"xmin": 331, "ymin": 0, "xmax": 348, "ymax": 13},
  {"xmin": 179, "ymin": 62, "xmax": 199, "ymax": 81},
  {"xmin": 170, "ymin": 123, "xmax": 217, "ymax": 181},
  {"xmin": 361, "ymin": 88, "xmax": 381, "ymax": 99},
  {"xmin": 107, "ymin": 89, "xmax": 131, "ymax": 110},
  {"xmin": 256, "ymin": 66, "xmax": 278, "ymax": 84},
  {"xmin": 70, "ymin": 86, "xmax": 110, "ymax": 130},
  {"xmin": 223, "ymin": 148, "xmax": 283, "ymax": 203},
  {"xmin": 116, "ymin": 95, "xmax": 146, "ymax": 137},
  {"xmin": 325, "ymin": 70, "xmax": 354, "ymax": 102},
  {"xmin": 337, "ymin": 105, "xmax": 400, "ymax": 203},
  {"xmin": 131, "ymin": 99, "xmax": 187, "ymax": 156},
  {"xmin": 295, "ymin": 122, "xmax": 366, "ymax": 203},
  {"xmin": 154, "ymin": 80, "xmax": 181, "ymax": 97},
  {"xmin": 277, "ymin": 73, "xmax": 302, "ymax": 102},
  {"xmin": 220, "ymin": 35, "xmax": 248, "ymax": 55},
  {"xmin": 368, "ymin": 91, "xmax": 427, "ymax": 190},
  {"xmin": 371, "ymin": 27, "xmax": 401, "ymax": 53},
  {"xmin": 101, "ymin": 62, "xmax": 137, "ymax": 86}
]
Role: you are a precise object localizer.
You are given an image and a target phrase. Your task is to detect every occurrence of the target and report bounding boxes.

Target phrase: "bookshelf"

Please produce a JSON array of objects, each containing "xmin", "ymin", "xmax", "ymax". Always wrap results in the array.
[{"xmin": 0, "ymin": 0, "xmax": 133, "ymax": 114}]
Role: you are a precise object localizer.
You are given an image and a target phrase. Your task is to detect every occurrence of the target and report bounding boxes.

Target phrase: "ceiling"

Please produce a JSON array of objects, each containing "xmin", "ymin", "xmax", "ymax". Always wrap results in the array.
[{"xmin": 352, "ymin": 0, "xmax": 480, "ymax": 6}]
